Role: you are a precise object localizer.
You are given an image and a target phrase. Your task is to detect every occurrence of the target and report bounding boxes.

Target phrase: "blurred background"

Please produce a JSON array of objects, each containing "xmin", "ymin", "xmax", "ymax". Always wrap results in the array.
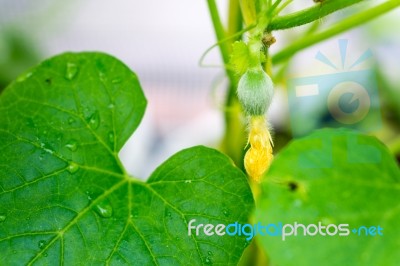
[{"xmin": 0, "ymin": 0, "xmax": 399, "ymax": 178}]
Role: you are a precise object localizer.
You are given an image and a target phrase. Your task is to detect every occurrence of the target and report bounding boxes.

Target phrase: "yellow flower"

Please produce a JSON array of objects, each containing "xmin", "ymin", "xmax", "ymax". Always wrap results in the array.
[{"xmin": 244, "ymin": 116, "xmax": 273, "ymax": 183}]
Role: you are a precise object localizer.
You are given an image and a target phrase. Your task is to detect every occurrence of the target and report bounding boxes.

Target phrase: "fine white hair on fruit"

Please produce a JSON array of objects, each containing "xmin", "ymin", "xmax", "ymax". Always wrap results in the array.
[{"xmin": 237, "ymin": 67, "xmax": 274, "ymax": 116}]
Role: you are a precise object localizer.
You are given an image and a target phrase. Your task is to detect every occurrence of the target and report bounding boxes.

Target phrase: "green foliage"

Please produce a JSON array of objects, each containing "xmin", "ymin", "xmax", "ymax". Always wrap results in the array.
[
  {"xmin": 257, "ymin": 128, "xmax": 400, "ymax": 266},
  {"xmin": 0, "ymin": 52, "xmax": 254, "ymax": 265},
  {"xmin": 231, "ymin": 41, "xmax": 251, "ymax": 76},
  {"xmin": 272, "ymin": 0, "xmax": 400, "ymax": 64},
  {"xmin": 267, "ymin": 0, "xmax": 365, "ymax": 31}
]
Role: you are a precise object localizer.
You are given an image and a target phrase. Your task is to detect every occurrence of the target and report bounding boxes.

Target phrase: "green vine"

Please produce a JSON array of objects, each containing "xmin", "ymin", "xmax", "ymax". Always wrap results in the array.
[
  {"xmin": 268, "ymin": 0, "xmax": 365, "ymax": 31},
  {"xmin": 273, "ymin": 0, "xmax": 400, "ymax": 63}
]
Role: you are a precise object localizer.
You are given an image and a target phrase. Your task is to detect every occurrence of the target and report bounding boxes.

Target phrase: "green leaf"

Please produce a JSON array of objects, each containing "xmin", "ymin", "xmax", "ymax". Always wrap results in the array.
[
  {"xmin": 256, "ymin": 128, "xmax": 400, "ymax": 266},
  {"xmin": 0, "ymin": 52, "xmax": 254, "ymax": 265},
  {"xmin": 230, "ymin": 41, "xmax": 251, "ymax": 76}
]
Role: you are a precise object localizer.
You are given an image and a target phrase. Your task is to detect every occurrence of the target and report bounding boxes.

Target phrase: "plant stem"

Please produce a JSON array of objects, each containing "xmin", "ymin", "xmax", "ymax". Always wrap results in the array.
[
  {"xmin": 207, "ymin": 0, "xmax": 247, "ymax": 168},
  {"xmin": 268, "ymin": 0, "xmax": 365, "ymax": 31},
  {"xmin": 228, "ymin": 0, "xmax": 243, "ymax": 36},
  {"xmin": 224, "ymin": 0, "xmax": 247, "ymax": 169},
  {"xmin": 272, "ymin": 0, "xmax": 400, "ymax": 64},
  {"xmin": 239, "ymin": 0, "xmax": 257, "ymax": 26},
  {"xmin": 206, "ymin": 0, "xmax": 230, "ymax": 70}
]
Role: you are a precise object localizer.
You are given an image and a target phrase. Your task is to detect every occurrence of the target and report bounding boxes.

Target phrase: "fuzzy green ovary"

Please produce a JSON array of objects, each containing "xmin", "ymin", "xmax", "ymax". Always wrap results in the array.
[{"xmin": 237, "ymin": 67, "xmax": 274, "ymax": 116}]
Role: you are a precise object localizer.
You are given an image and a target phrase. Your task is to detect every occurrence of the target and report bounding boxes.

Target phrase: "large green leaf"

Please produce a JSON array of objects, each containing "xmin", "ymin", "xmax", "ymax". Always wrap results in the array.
[
  {"xmin": 257, "ymin": 128, "xmax": 400, "ymax": 266},
  {"xmin": 0, "ymin": 52, "xmax": 254, "ymax": 265}
]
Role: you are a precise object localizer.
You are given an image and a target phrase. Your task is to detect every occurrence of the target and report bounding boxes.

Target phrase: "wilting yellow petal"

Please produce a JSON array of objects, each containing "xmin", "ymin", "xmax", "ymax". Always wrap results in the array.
[{"xmin": 244, "ymin": 116, "xmax": 273, "ymax": 183}]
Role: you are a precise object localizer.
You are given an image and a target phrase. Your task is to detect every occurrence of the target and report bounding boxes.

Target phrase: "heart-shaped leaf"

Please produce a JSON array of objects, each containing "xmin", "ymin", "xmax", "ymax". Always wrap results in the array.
[
  {"xmin": 256, "ymin": 128, "xmax": 400, "ymax": 266},
  {"xmin": 0, "ymin": 52, "xmax": 254, "ymax": 265}
]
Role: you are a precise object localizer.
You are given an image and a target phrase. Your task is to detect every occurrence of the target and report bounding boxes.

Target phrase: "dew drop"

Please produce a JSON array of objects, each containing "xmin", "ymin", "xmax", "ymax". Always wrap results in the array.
[
  {"xmin": 65, "ymin": 63, "xmax": 78, "ymax": 80},
  {"xmin": 0, "ymin": 214, "xmax": 6, "ymax": 222},
  {"xmin": 43, "ymin": 253, "xmax": 48, "ymax": 257},
  {"xmin": 131, "ymin": 209, "xmax": 139, "ymax": 218},
  {"xmin": 207, "ymin": 251, "xmax": 213, "ymax": 256},
  {"xmin": 222, "ymin": 209, "xmax": 230, "ymax": 217},
  {"xmin": 94, "ymin": 201, "xmax": 113, "ymax": 218},
  {"xmin": 67, "ymin": 162, "xmax": 79, "ymax": 174},
  {"xmin": 65, "ymin": 140, "xmax": 78, "ymax": 152},
  {"xmin": 55, "ymin": 133, "xmax": 62, "ymax": 141},
  {"xmin": 86, "ymin": 191, "xmax": 93, "ymax": 201},
  {"xmin": 88, "ymin": 111, "xmax": 100, "ymax": 129},
  {"xmin": 184, "ymin": 180, "xmax": 192, "ymax": 184},
  {"xmin": 17, "ymin": 72, "xmax": 32, "ymax": 82},
  {"xmin": 108, "ymin": 132, "xmax": 114, "ymax": 144},
  {"xmin": 204, "ymin": 256, "xmax": 213, "ymax": 265},
  {"xmin": 38, "ymin": 240, "xmax": 46, "ymax": 249},
  {"xmin": 68, "ymin": 117, "xmax": 75, "ymax": 125},
  {"xmin": 112, "ymin": 78, "xmax": 122, "ymax": 84},
  {"xmin": 108, "ymin": 103, "xmax": 115, "ymax": 109}
]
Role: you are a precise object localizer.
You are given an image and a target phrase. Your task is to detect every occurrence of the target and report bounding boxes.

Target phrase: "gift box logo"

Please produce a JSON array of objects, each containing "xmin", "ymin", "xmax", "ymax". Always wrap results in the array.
[{"xmin": 288, "ymin": 39, "xmax": 382, "ymax": 167}]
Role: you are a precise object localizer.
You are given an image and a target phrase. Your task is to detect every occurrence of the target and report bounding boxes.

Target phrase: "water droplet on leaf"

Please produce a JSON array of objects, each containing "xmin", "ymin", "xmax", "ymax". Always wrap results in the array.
[
  {"xmin": 112, "ymin": 78, "xmax": 121, "ymax": 84},
  {"xmin": 0, "ymin": 214, "xmax": 6, "ymax": 222},
  {"xmin": 94, "ymin": 201, "xmax": 113, "ymax": 218},
  {"xmin": 86, "ymin": 191, "xmax": 93, "ymax": 201},
  {"xmin": 38, "ymin": 240, "xmax": 46, "ymax": 249},
  {"xmin": 207, "ymin": 251, "xmax": 213, "ymax": 256},
  {"xmin": 65, "ymin": 63, "xmax": 78, "ymax": 80},
  {"xmin": 205, "ymin": 256, "xmax": 213, "ymax": 265},
  {"xmin": 88, "ymin": 111, "xmax": 100, "ymax": 129},
  {"xmin": 165, "ymin": 211, "xmax": 172, "ymax": 218},
  {"xmin": 68, "ymin": 117, "xmax": 75, "ymax": 125},
  {"xmin": 43, "ymin": 253, "xmax": 48, "ymax": 257},
  {"xmin": 108, "ymin": 103, "xmax": 115, "ymax": 109},
  {"xmin": 184, "ymin": 180, "xmax": 192, "ymax": 184},
  {"xmin": 65, "ymin": 140, "xmax": 78, "ymax": 152},
  {"xmin": 67, "ymin": 162, "xmax": 79, "ymax": 174},
  {"xmin": 131, "ymin": 209, "xmax": 139, "ymax": 218},
  {"xmin": 17, "ymin": 72, "xmax": 32, "ymax": 82},
  {"xmin": 223, "ymin": 209, "xmax": 230, "ymax": 217},
  {"xmin": 108, "ymin": 132, "xmax": 114, "ymax": 144}
]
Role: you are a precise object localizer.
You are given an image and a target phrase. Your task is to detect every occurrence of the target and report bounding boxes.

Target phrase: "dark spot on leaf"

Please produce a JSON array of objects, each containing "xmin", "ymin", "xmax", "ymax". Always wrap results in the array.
[
  {"xmin": 45, "ymin": 78, "xmax": 52, "ymax": 85},
  {"xmin": 288, "ymin": 181, "xmax": 298, "ymax": 192}
]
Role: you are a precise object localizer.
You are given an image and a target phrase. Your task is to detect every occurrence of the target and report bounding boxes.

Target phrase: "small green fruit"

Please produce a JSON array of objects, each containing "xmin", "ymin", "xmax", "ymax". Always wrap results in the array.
[{"xmin": 237, "ymin": 68, "xmax": 274, "ymax": 116}]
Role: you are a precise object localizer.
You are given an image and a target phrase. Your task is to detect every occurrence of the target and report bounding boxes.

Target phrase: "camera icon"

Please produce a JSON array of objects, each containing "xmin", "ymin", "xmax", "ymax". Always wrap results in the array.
[
  {"xmin": 288, "ymin": 39, "xmax": 382, "ymax": 167},
  {"xmin": 289, "ymin": 69, "xmax": 381, "ymax": 137}
]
